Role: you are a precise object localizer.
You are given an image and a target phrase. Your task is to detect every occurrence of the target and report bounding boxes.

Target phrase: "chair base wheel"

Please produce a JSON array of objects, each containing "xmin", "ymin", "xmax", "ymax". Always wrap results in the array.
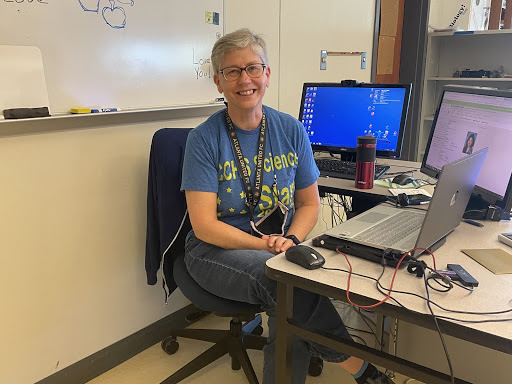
[
  {"xmin": 308, "ymin": 356, "xmax": 323, "ymax": 377},
  {"xmin": 161, "ymin": 336, "xmax": 179, "ymax": 355}
]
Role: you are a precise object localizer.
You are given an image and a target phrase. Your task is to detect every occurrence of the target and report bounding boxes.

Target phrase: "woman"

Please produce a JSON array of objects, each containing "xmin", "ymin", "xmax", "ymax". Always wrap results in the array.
[
  {"xmin": 463, "ymin": 133, "xmax": 476, "ymax": 154},
  {"xmin": 181, "ymin": 28, "xmax": 394, "ymax": 384}
]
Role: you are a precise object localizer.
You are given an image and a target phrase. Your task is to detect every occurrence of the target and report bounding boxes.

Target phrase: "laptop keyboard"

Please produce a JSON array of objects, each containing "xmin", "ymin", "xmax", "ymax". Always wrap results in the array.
[
  {"xmin": 354, "ymin": 210, "xmax": 425, "ymax": 248},
  {"xmin": 315, "ymin": 158, "xmax": 390, "ymax": 180}
]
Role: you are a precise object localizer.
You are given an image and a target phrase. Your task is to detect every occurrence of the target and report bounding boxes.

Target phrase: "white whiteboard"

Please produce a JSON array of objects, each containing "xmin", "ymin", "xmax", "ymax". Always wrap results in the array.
[
  {"xmin": 0, "ymin": 0, "xmax": 224, "ymax": 114},
  {"xmin": 0, "ymin": 45, "xmax": 50, "ymax": 113}
]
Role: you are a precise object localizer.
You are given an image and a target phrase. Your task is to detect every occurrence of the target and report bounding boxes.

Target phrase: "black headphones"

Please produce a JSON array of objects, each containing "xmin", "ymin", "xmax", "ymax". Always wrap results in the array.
[
  {"xmin": 387, "ymin": 193, "xmax": 414, "ymax": 207},
  {"xmin": 397, "ymin": 193, "xmax": 410, "ymax": 207}
]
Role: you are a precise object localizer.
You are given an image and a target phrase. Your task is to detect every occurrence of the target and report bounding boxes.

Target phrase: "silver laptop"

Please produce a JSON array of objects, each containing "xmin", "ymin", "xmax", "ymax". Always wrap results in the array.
[{"xmin": 323, "ymin": 148, "xmax": 488, "ymax": 257}]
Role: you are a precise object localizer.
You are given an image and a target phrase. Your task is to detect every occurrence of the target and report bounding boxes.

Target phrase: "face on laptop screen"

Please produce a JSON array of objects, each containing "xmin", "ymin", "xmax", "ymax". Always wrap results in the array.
[
  {"xmin": 298, "ymin": 83, "xmax": 410, "ymax": 158},
  {"xmin": 422, "ymin": 89, "xmax": 512, "ymax": 201}
]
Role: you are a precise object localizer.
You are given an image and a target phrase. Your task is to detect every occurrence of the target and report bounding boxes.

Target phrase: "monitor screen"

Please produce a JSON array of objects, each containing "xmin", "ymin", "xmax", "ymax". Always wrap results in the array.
[
  {"xmin": 298, "ymin": 82, "xmax": 411, "ymax": 159},
  {"xmin": 421, "ymin": 86, "xmax": 512, "ymax": 211}
]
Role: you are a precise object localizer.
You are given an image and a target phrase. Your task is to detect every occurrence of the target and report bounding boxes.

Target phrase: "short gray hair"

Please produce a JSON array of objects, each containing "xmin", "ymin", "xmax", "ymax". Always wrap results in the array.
[{"xmin": 211, "ymin": 28, "xmax": 268, "ymax": 73}]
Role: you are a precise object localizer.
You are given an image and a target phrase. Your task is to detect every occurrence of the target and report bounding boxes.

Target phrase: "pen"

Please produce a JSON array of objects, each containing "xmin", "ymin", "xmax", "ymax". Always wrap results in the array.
[{"xmin": 462, "ymin": 219, "xmax": 484, "ymax": 227}]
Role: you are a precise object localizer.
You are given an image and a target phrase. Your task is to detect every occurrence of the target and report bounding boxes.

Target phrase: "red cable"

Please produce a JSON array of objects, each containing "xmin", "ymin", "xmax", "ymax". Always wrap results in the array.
[{"xmin": 336, "ymin": 247, "xmax": 437, "ymax": 309}]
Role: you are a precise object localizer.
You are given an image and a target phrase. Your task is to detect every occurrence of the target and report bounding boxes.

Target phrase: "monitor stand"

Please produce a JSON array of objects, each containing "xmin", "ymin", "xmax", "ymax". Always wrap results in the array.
[
  {"xmin": 338, "ymin": 152, "xmax": 356, "ymax": 163},
  {"xmin": 463, "ymin": 193, "xmax": 492, "ymax": 220}
]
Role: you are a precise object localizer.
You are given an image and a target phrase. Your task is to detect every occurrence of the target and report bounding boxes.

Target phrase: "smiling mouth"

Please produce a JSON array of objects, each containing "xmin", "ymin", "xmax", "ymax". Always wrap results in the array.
[{"xmin": 238, "ymin": 90, "xmax": 255, "ymax": 96}]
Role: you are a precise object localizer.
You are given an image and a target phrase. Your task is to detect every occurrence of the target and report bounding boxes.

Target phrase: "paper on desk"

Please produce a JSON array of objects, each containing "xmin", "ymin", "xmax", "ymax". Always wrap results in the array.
[
  {"xmin": 388, "ymin": 188, "xmax": 432, "ymax": 197},
  {"xmin": 461, "ymin": 248, "xmax": 512, "ymax": 274}
]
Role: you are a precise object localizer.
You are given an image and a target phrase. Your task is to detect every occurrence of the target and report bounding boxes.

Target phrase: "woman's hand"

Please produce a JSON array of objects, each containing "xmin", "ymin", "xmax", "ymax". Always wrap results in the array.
[{"xmin": 262, "ymin": 235, "xmax": 296, "ymax": 255}]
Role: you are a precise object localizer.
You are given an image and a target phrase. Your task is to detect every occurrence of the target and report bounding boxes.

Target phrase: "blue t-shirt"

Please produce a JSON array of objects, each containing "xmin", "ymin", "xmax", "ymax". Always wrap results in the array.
[{"xmin": 181, "ymin": 105, "xmax": 319, "ymax": 233}]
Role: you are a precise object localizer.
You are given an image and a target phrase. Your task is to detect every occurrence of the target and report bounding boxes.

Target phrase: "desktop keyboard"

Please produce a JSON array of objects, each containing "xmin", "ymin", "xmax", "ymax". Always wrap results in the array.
[{"xmin": 314, "ymin": 158, "xmax": 390, "ymax": 180}]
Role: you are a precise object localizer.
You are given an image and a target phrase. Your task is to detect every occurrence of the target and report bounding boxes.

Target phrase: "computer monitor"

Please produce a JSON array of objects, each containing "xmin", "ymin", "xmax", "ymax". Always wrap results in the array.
[
  {"xmin": 421, "ymin": 86, "xmax": 512, "ymax": 212},
  {"xmin": 298, "ymin": 82, "xmax": 411, "ymax": 160}
]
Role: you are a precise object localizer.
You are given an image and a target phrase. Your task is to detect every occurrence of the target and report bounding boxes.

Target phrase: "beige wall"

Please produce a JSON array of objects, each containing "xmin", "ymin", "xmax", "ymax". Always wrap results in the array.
[
  {"xmin": 0, "ymin": 1, "xmax": 377, "ymax": 383},
  {"xmin": 279, "ymin": 0, "xmax": 375, "ymax": 115},
  {"xmin": 0, "ymin": 113, "xmax": 206, "ymax": 384}
]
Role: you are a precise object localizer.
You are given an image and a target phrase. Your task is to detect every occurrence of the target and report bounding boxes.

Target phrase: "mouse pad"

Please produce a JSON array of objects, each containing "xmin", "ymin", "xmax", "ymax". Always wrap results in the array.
[
  {"xmin": 461, "ymin": 248, "xmax": 512, "ymax": 274},
  {"xmin": 375, "ymin": 178, "xmax": 429, "ymax": 189}
]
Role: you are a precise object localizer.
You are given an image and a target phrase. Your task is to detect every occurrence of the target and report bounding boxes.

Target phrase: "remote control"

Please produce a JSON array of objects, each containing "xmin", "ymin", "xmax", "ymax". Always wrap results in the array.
[
  {"xmin": 498, "ymin": 232, "xmax": 512, "ymax": 248},
  {"xmin": 447, "ymin": 264, "xmax": 479, "ymax": 287}
]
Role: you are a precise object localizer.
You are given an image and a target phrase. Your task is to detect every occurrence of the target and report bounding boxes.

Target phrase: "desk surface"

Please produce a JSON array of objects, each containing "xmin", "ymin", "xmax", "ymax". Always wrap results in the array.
[
  {"xmin": 317, "ymin": 158, "xmax": 435, "ymax": 199},
  {"xmin": 266, "ymin": 219, "xmax": 512, "ymax": 354}
]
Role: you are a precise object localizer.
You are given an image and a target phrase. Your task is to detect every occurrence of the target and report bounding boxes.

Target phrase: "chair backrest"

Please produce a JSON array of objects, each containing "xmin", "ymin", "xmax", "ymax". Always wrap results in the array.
[
  {"xmin": 145, "ymin": 128, "xmax": 192, "ymax": 297},
  {"xmin": 146, "ymin": 127, "xmax": 263, "ymax": 315}
]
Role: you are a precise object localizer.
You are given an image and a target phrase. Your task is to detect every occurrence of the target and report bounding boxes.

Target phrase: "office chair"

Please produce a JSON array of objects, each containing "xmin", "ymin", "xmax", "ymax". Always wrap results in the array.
[
  {"xmin": 146, "ymin": 128, "xmax": 323, "ymax": 384},
  {"xmin": 160, "ymin": 248, "xmax": 268, "ymax": 384}
]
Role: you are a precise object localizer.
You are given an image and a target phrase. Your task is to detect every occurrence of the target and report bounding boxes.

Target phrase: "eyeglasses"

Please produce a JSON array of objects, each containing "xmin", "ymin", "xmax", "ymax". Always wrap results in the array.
[{"xmin": 219, "ymin": 63, "xmax": 266, "ymax": 81}]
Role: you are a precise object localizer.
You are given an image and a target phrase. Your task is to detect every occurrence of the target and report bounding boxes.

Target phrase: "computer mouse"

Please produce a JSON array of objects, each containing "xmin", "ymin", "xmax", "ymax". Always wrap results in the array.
[
  {"xmin": 285, "ymin": 245, "xmax": 325, "ymax": 270},
  {"xmin": 392, "ymin": 174, "xmax": 414, "ymax": 186}
]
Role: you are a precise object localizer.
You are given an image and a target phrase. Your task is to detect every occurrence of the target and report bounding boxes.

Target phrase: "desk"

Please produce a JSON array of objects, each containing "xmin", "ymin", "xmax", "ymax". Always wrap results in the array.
[
  {"xmin": 317, "ymin": 159, "xmax": 434, "ymax": 214},
  {"xmin": 266, "ymin": 219, "xmax": 512, "ymax": 383}
]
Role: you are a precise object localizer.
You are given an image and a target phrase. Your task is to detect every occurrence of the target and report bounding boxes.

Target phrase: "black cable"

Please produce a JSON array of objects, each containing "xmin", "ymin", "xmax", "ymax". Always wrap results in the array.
[
  {"xmin": 376, "ymin": 263, "xmax": 512, "ymax": 316},
  {"xmin": 433, "ymin": 316, "xmax": 512, "ymax": 324},
  {"xmin": 329, "ymin": 195, "xmax": 344, "ymax": 225},
  {"xmin": 338, "ymin": 255, "xmax": 455, "ymax": 382},
  {"xmin": 382, "ymin": 164, "xmax": 419, "ymax": 171},
  {"xmin": 426, "ymin": 273, "xmax": 453, "ymax": 292},
  {"xmin": 345, "ymin": 325, "xmax": 377, "ymax": 336},
  {"xmin": 355, "ymin": 310, "xmax": 383, "ymax": 350},
  {"xmin": 422, "ymin": 272, "xmax": 455, "ymax": 384},
  {"xmin": 382, "ymin": 200, "xmax": 430, "ymax": 212},
  {"xmin": 463, "ymin": 208, "xmax": 487, "ymax": 220},
  {"xmin": 321, "ymin": 264, "xmax": 512, "ymax": 319},
  {"xmin": 450, "ymin": 281, "xmax": 475, "ymax": 292},
  {"xmin": 349, "ymin": 333, "xmax": 368, "ymax": 346},
  {"xmin": 464, "ymin": 209, "xmax": 487, "ymax": 214},
  {"xmin": 384, "ymin": 171, "xmax": 414, "ymax": 176},
  {"xmin": 421, "ymin": 179, "xmax": 438, "ymax": 186},
  {"xmin": 375, "ymin": 273, "xmax": 512, "ymax": 320}
]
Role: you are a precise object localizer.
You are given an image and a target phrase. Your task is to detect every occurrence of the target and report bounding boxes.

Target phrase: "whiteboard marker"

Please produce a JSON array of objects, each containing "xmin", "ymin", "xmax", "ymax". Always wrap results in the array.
[
  {"xmin": 91, "ymin": 108, "xmax": 120, "ymax": 113},
  {"xmin": 71, "ymin": 107, "xmax": 92, "ymax": 114}
]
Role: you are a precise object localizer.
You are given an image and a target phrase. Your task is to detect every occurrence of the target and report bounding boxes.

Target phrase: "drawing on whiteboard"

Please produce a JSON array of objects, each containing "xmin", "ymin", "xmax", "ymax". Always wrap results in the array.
[
  {"xmin": 192, "ymin": 49, "xmax": 212, "ymax": 80},
  {"xmin": 77, "ymin": 0, "xmax": 101, "ymax": 12},
  {"xmin": 102, "ymin": 0, "xmax": 127, "ymax": 29},
  {"xmin": 77, "ymin": 0, "xmax": 134, "ymax": 29}
]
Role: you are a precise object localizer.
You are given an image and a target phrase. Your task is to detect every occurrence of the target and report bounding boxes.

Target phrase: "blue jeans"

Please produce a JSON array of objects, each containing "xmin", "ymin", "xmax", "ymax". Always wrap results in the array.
[{"xmin": 184, "ymin": 232, "xmax": 352, "ymax": 384}]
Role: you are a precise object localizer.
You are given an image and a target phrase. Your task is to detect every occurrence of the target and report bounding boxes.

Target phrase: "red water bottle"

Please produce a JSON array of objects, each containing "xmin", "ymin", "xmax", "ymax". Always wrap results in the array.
[{"xmin": 355, "ymin": 135, "xmax": 376, "ymax": 189}]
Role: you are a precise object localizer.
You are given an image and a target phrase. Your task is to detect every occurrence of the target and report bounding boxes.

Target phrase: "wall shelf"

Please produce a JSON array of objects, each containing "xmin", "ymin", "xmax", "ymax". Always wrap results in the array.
[
  {"xmin": 417, "ymin": 29, "xmax": 512, "ymax": 161},
  {"xmin": 427, "ymin": 77, "xmax": 512, "ymax": 82}
]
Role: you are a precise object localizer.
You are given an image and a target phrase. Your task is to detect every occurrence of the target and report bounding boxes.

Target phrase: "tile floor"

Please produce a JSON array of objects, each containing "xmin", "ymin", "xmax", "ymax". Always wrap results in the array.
[{"xmin": 85, "ymin": 311, "xmax": 422, "ymax": 384}]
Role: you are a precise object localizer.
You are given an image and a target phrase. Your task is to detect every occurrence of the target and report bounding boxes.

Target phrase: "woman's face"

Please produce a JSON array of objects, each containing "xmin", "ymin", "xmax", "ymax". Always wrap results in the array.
[
  {"xmin": 467, "ymin": 136, "xmax": 474, "ymax": 147},
  {"xmin": 213, "ymin": 47, "xmax": 270, "ymax": 115}
]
